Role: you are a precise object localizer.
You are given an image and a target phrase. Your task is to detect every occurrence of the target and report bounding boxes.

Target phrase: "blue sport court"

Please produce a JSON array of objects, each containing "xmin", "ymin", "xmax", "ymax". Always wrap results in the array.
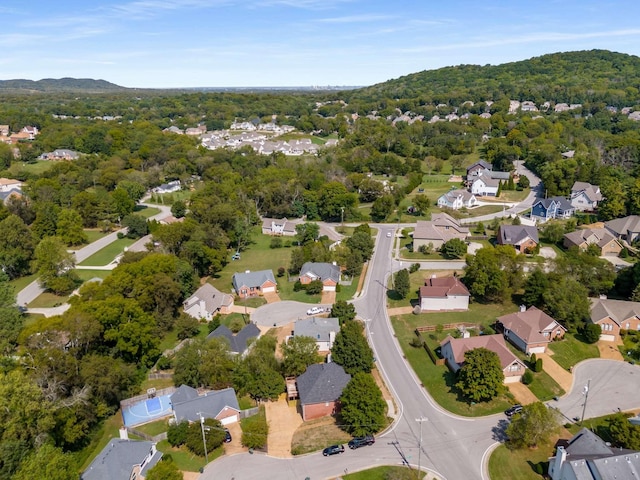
[{"xmin": 122, "ymin": 394, "xmax": 173, "ymax": 427}]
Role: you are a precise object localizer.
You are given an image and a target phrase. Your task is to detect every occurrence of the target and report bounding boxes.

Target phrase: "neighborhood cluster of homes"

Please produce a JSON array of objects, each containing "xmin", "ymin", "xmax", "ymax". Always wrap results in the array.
[
  {"xmin": 0, "ymin": 124, "xmax": 39, "ymax": 144},
  {"xmin": 417, "ymin": 269, "xmax": 640, "ymax": 384}
]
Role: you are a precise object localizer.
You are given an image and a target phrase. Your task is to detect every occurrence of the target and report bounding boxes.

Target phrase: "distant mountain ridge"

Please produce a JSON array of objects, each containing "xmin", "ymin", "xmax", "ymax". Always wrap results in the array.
[{"xmin": 0, "ymin": 77, "xmax": 126, "ymax": 92}]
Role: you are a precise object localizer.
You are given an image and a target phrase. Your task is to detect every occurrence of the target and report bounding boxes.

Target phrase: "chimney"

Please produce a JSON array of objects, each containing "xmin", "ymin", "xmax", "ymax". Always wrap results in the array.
[
  {"xmin": 549, "ymin": 446, "xmax": 566, "ymax": 480},
  {"xmin": 520, "ymin": 305, "xmax": 527, "ymax": 313},
  {"xmin": 119, "ymin": 427, "xmax": 129, "ymax": 440}
]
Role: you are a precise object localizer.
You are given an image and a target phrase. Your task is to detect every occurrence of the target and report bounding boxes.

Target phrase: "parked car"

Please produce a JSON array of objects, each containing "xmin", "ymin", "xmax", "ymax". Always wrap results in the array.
[
  {"xmin": 348, "ymin": 435, "xmax": 375, "ymax": 449},
  {"xmin": 307, "ymin": 306, "xmax": 324, "ymax": 315},
  {"xmin": 231, "ymin": 252, "xmax": 241, "ymax": 260},
  {"xmin": 224, "ymin": 428, "xmax": 232, "ymax": 443},
  {"xmin": 322, "ymin": 444, "xmax": 345, "ymax": 456},
  {"xmin": 386, "ymin": 231, "xmax": 392, "ymax": 238},
  {"xmin": 505, "ymin": 404, "xmax": 523, "ymax": 417}
]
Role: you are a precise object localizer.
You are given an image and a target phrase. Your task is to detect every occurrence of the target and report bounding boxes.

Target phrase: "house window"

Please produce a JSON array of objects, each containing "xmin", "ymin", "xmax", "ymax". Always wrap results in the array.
[{"xmin": 626, "ymin": 323, "xmax": 630, "ymax": 329}]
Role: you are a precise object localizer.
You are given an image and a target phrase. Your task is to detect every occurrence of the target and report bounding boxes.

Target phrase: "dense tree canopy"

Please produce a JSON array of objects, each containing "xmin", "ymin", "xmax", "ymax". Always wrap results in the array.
[{"xmin": 455, "ymin": 348, "xmax": 504, "ymax": 402}]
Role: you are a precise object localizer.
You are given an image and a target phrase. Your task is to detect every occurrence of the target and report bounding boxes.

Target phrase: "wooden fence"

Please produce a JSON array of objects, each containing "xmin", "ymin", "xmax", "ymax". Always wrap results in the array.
[{"xmin": 120, "ymin": 386, "xmax": 177, "ymax": 409}]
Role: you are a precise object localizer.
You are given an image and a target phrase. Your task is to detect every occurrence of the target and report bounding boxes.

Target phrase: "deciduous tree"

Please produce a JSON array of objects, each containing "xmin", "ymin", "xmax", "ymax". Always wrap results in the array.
[
  {"xmin": 455, "ymin": 348, "xmax": 504, "ymax": 402},
  {"xmin": 506, "ymin": 401, "xmax": 560, "ymax": 449},
  {"xmin": 340, "ymin": 373, "xmax": 386, "ymax": 436},
  {"xmin": 281, "ymin": 336, "xmax": 320, "ymax": 377},
  {"xmin": 394, "ymin": 269, "xmax": 410, "ymax": 299},
  {"xmin": 332, "ymin": 321, "xmax": 373, "ymax": 375}
]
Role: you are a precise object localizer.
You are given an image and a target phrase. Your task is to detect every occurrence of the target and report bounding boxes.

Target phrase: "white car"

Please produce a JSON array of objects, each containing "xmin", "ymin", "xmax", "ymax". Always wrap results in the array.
[
  {"xmin": 386, "ymin": 231, "xmax": 392, "ymax": 238},
  {"xmin": 307, "ymin": 306, "xmax": 324, "ymax": 315}
]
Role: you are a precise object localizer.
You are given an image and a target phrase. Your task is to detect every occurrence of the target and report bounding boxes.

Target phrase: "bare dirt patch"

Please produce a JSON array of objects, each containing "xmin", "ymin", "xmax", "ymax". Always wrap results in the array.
[
  {"xmin": 597, "ymin": 340, "xmax": 624, "ymax": 361},
  {"xmin": 507, "ymin": 381, "xmax": 538, "ymax": 405},
  {"xmin": 264, "ymin": 394, "xmax": 303, "ymax": 457},
  {"xmin": 291, "ymin": 416, "xmax": 351, "ymax": 455},
  {"xmin": 320, "ymin": 290, "xmax": 336, "ymax": 304}
]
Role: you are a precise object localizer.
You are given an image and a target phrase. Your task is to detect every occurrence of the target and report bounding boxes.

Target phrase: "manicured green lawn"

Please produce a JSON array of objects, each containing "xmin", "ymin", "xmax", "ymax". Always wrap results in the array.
[
  {"xmin": 28, "ymin": 292, "xmax": 68, "ymax": 308},
  {"xmin": 527, "ymin": 370, "xmax": 565, "ymax": 402},
  {"xmin": 489, "ymin": 438, "xmax": 556, "ymax": 480},
  {"xmin": 134, "ymin": 205, "xmax": 161, "ymax": 219},
  {"xmin": 83, "ymin": 229, "xmax": 110, "ymax": 244},
  {"xmin": 135, "ymin": 419, "xmax": 169, "ymax": 437},
  {"xmin": 391, "ymin": 315, "xmax": 513, "ymax": 416},
  {"xmin": 78, "ymin": 238, "xmax": 137, "ymax": 266},
  {"xmin": 345, "ymin": 466, "xmax": 417, "ymax": 480},
  {"xmin": 156, "ymin": 439, "xmax": 222, "ymax": 472},
  {"xmin": 147, "ymin": 190, "xmax": 192, "ymax": 205},
  {"xmin": 546, "ymin": 334, "xmax": 599, "ymax": 370},
  {"xmin": 8, "ymin": 160, "xmax": 54, "ymax": 176},
  {"xmin": 75, "ymin": 270, "xmax": 111, "ymax": 282}
]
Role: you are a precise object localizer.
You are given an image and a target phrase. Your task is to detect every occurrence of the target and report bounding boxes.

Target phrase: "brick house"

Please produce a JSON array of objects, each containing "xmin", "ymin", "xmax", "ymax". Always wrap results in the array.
[
  {"xmin": 183, "ymin": 283, "xmax": 234, "ymax": 319},
  {"xmin": 232, "ymin": 269, "xmax": 277, "ymax": 299},
  {"xmin": 497, "ymin": 306, "xmax": 566, "ymax": 354},
  {"xmin": 439, "ymin": 334, "xmax": 526, "ymax": 383},
  {"xmin": 589, "ymin": 297, "xmax": 640, "ymax": 342},
  {"xmin": 563, "ymin": 228, "xmax": 623, "ymax": 256},
  {"xmin": 496, "ymin": 225, "xmax": 539, "ymax": 253},
  {"xmin": 297, "ymin": 363, "xmax": 351, "ymax": 421},
  {"xmin": 299, "ymin": 262, "xmax": 341, "ymax": 291}
]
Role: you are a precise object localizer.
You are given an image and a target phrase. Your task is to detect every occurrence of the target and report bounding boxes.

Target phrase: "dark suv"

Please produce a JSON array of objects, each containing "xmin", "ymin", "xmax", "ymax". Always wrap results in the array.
[
  {"xmin": 322, "ymin": 444, "xmax": 345, "ymax": 456},
  {"xmin": 348, "ymin": 435, "xmax": 375, "ymax": 449},
  {"xmin": 223, "ymin": 428, "xmax": 232, "ymax": 443}
]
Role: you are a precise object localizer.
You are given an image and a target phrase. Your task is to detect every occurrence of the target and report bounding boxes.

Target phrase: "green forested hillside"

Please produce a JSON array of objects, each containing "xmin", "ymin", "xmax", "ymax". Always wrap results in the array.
[
  {"xmin": 0, "ymin": 77, "xmax": 126, "ymax": 92},
  {"xmin": 345, "ymin": 50, "xmax": 640, "ymax": 106}
]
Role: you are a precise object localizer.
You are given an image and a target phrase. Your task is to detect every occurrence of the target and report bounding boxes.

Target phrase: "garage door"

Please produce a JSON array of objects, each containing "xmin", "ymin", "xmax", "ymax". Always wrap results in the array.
[
  {"xmin": 262, "ymin": 286, "xmax": 275, "ymax": 293},
  {"xmin": 599, "ymin": 334, "xmax": 615, "ymax": 342},
  {"xmin": 324, "ymin": 285, "xmax": 336, "ymax": 291},
  {"xmin": 220, "ymin": 415, "xmax": 238, "ymax": 425},
  {"xmin": 528, "ymin": 346, "xmax": 546, "ymax": 355},
  {"xmin": 504, "ymin": 375, "xmax": 522, "ymax": 384}
]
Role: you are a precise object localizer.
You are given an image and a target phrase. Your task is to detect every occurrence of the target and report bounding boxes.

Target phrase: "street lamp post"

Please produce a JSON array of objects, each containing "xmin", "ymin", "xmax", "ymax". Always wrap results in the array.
[
  {"xmin": 580, "ymin": 379, "xmax": 591, "ymax": 426},
  {"xmin": 415, "ymin": 416, "xmax": 428, "ymax": 479},
  {"xmin": 199, "ymin": 414, "xmax": 209, "ymax": 465}
]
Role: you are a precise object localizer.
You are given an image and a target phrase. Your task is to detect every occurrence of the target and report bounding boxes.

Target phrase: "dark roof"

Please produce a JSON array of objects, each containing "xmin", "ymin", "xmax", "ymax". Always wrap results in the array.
[
  {"xmin": 466, "ymin": 160, "xmax": 492, "ymax": 172},
  {"xmin": 300, "ymin": 262, "xmax": 341, "ymax": 283},
  {"xmin": 207, "ymin": 323, "xmax": 260, "ymax": 354},
  {"xmin": 294, "ymin": 317, "xmax": 340, "ymax": 343},
  {"xmin": 81, "ymin": 439, "xmax": 161, "ymax": 480},
  {"xmin": 497, "ymin": 225, "xmax": 539, "ymax": 246},
  {"xmin": 534, "ymin": 196, "xmax": 574, "ymax": 211},
  {"xmin": 170, "ymin": 384, "xmax": 200, "ymax": 405},
  {"xmin": 297, "ymin": 363, "xmax": 351, "ymax": 405},
  {"xmin": 171, "ymin": 386, "xmax": 240, "ymax": 423}
]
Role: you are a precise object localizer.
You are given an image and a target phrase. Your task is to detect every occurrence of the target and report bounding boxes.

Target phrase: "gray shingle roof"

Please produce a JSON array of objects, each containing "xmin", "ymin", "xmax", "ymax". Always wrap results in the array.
[
  {"xmin": 232, "ymin": 269, "xmax": 276, "ymax": 292},
  {"xmin": 498, "ymin": 225, "xmax": 539, "ymax": 246},
  {"xmin": 206, "ymin": 323, "xmax": 260, "ymax": 354},
  {"xmin": 297, "ymin": 363, "xmax": 351, "ymax": 405},
  {"xmin": 183, "ymin": 283, "xmax": 233, "ymax": 314},
  {"xmin": 170, "ymin": 384, "xmax": 200, "ymax": 405},
  {"xmin": 299, "ymin": 262, "xmax": 341, "ymax": 283},
  {"xmin": 605, "ymin": 215, "xmax": 640, "ymax": 238},
  {"xmin": 81, "ymin": 439, "xmax": 161, "ymax": 480},
  {"xmin": 590, "ymin": 298, "xmax": 640, "ymax": 327},
  {"xmin": 171, "ymin": 386, "xmax": 240, "ymax": 423},
  {"xmin": 294, "ymin": 317, "xmax": 340, "ymax": 343}
]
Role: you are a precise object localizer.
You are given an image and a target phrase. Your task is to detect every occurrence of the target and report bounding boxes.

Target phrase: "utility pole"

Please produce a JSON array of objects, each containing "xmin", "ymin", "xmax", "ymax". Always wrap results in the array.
[
  {"xmin": 415, "ymin": 417, "xmax": 428, "ymax": 479},
  {"xmin": 199, "ymin": 414, "xmax": 209, "ymax": 465},
  {"xmin": 580, "ymin": 379, "xmax": 591, "ymax": 425}
]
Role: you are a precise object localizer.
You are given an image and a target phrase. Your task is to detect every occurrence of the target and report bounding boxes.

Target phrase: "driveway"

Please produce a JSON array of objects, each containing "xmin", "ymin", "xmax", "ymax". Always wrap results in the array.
[
  {"xmin": 537, "ymin": 352, "xmax": 573, "ymax": 393},
  {"xmin": 506, "ymin": 382, "xmax": 538, "ymax": 405},
  {"xmin": 597, "ymin": 340, "xmax": 624, "ymax": 361},
  {"xmin": 554, "ymin": 359, "xmax": 640, "ymax": 422},
  {"xmin": 251, "ymin": 301, "xmax": 332, "ymax": 327},
  {"xmin": 264, "ymin": 395, "xmax": 303, "ymax": 457}
]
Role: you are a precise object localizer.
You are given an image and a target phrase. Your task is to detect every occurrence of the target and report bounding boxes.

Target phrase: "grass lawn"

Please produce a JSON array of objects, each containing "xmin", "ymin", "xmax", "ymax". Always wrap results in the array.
[
  {"xmin": 488, "ymin": 430, "xmax": 570, "ymax": 480},
  {"xmin": 8, "ymin": 160, "xmax": 54, "ymax": 176},
  {"xmin": 78, "ymin": 237, "xmax": 137, "ymax": 266},
  {"xmin": 9, "ymin": 273, "xmax": 38, "ymax": 294},
  {"xmin": 147, "ymin": 190, "xmax": 193, "ymax": 205},
  {"xmin": 546, "ymin": 333, "xmax": 599, "ymax": 370},
  {"xmin": 527, "ymin": 370, "xmax": 565, "ymax": 402},
  {"xmin": 156, "ymin": 439, "xmax": 222, "ymax": 472},
  {"xmin": 134, "ymin": 205, "xmax": 161, "ymax": 219},
  {"xmin": 140, "ymin": 376, "xmax": 175, "ymax": 392},
  {"xmin": 291, "ymin": 415, "xmax": 352, "ymax": 455},
  {"xmin": 83, "ymin": 229, "xmax": 110, "ymax": 244},
  {"xmin": 27, "ymin": 291, "xmax": 68, "ymax": 308},
  {"xmin": 209, "ymin": 227, "xmax": 292, "ymax": 294},
  {"xmin": 75, "ymin": 270, "xmax": 111, "ymax": 282},
  {"xmin": 135, "ymin": 419, "xmax": 169, "ymax": 437},
  {"xmin": 387, "ymin": 269, "xmax": 464, "ymax": 309},
  {"xmin": 344, "ymin": 466, "xmax": 417, "ymax": 480},
  {"xmin": 391, "ymin": 315, "xmax": 513, "ymax": 416},
  {"xmin": 619, "ymin": 331, "xmax": 640, "ymax": 363}
]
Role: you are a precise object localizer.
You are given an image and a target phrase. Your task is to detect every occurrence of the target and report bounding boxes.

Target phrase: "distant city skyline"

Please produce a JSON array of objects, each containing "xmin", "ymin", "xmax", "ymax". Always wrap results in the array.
[{"xmin": 1, "ymin": 1, "xmax": 640, "ymax": 89}]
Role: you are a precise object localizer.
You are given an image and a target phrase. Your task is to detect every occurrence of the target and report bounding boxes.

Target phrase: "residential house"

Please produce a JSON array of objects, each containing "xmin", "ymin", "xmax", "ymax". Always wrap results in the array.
[
  {"xmin": 496, "ymin": 225, "xmax": 540, "ymax": 253},
  {"xmin": 0, "ymin": 188, "xmax": 22, "ymax": 205},
  {"xmin": 548, "ymin": 428, "xmax": 640, "ymax": 480},
  {"xmin": 470, "ymin": 175, "xmax": 500, "ymax": 196},
  {"xmin": 232, "ymin": 269, "xmax": 277, "ymax": 299},
  {"xmin": 152, "ymin": 180, "xmax": 181, "ymax": 194},
  {"xmin": 183, "ymin": 283, "xmax": 234, "ymax": 319},
  {"xmin": 604, "ymin": 215, "xmax": 640, "ymax": 244},
  {"xmin": 437, "ymin": 189, "xmax": 479, "ymax": 210},
  {"xmin": 589, "ymin": 297, "xmax": 640, "ymax": 342},
  {"xmin": 170, "ymin": 385, "xmax": 240, "ymax": 425},
  {"xmin": 563, "ymin": 228, "xmax": 623, "ymax": 256},
  {"xmin": 497, "ymin": 306, "xmax": 566, "ymax": 354},
  {"xmin": 81, "ymin": 436, "xmax": 162, "ymax": 480},
  {"xmin": 570, "ymin": 182, "xmax": 602, "ymax": 211},
  {"xmin": 207, "ymin": 323, "xmax": 260, "ymax": 355},
  {"xmin": 465, "ymin": 160, "xmax": 492, "ymax": 179},
  {"xmin": 297, "ymin": 362, "xmax": 351, "ymax": 421},
  {"xmin": 299, "ymin": 262, "xmax": 341, "ymax": 291},
  {"xmin": 439, "ymin": 334, "xmax": 526, "ymax": 383},
  {"xmin": 40, "ymin": 149, "xmax": 80, "ymax": 160},
  {"xmin": 261, "ymin": 217, "xmax": 297, "ymax": 236},
  {"xmin": 531, "ymin": 197, "xmax": 576, "ymax": 223},
  {"xmin": 163, "ymin": 125, "xmax": 184, "ymax": 134},
  {"xmin": 0, "ymin": 177, "xmax": 22, "ymax": 193},
  {"xmin": 20, "ymin": 125, "xmax": 39, "ymax": 139},
  {"xmin": 413, "ymin": 213, "xmax": 470, "ymax": 250},
  {"xmin": 419, "ymin": 276, "xmax": 470, "ymax": 312},
  {"xmin": 293, "ymin": 317, "xmax": 340, "ymax": 353},
  {"xmin": 0, "ymin": 125, "xmax": 9, "ymax": 136},
  {"xmin": 158, "ymin": 215, "xmax": 185, "ymax": 225},
  {"xmin": 184, "ymin": 125, "xmax": 207, "ymax": 136}
]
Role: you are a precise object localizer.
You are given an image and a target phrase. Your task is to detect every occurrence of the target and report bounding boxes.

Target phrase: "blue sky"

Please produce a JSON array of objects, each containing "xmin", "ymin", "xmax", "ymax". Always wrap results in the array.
[{"xmin": 1, "ymin": 1, "xmax": 640, "ymax": 88}]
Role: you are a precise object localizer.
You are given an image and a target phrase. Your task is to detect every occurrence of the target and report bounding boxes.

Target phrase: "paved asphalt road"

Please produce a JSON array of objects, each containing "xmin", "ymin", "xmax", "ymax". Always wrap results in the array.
[
  {"xmin": 16, "ymin": 202, "xmax": 171, "ymax": 307},
  {"xmin": 252, "ymin": 301, "xmax": 333, "ymax": 327}
]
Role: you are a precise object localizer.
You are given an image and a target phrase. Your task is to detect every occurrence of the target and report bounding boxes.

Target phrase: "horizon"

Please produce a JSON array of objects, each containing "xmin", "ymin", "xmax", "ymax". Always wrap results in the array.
[{"xmin": 2, "ymin": 1, "xmax": 640, "ymax": 89}]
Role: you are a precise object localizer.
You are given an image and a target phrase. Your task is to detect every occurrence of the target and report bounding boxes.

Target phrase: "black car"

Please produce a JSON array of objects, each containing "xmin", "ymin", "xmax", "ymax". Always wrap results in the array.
[
  {"xmin": 322, "ymin": 444, "xmax": 345, "ymax": 456},
  {"xmin": 348, "ymin": 435, "xmax": 375, "ymax": 449},
  {"xmin": 224, "ymin": 428, "xmax": 232, "ymax": 443},
  {"xmin": 505, "ymin": 404, "xmax": 523, "ymax": 417}
]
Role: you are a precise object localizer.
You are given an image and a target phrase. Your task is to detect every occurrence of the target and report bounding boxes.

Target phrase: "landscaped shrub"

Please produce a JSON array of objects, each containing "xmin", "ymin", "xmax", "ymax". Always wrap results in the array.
[
  {"xmin": 277, "ymin": 266, "xmax": 285, "ymax": 277},
  {"xmin": 410, "ymin": 263, "xmax": 420, "ymax": 273},
  {"xmin": 306, "ymin": 280, "xmax": 323, "ymax": 295},
  {"xmin": 582, "ymin": 323, "xmax": 602, "ymax": 344},
  {"xmin": 156, "ymin": 355, "xmax": 172, "ymax": 370},
  {"xmin": 522, "ymin": 370, "xmax": 534, "ymax": 385},
  {"xmin": 270, "ymin": 237, "xmax": 282, "ymax": 249},
  {"xmin": 167, "ymin": 421, "xmax": 189, "ymax": 447},
  {"xmin": 241, "ymin": 407, "xmax": 268, "ymax": 449},
  {"xmin": 229, "ymin": 317, "xmax": 245, "ymax": 333},
  {"xmin": 535, "ymin": 358, "xmax": 543, "ymax": 372},
  {"xmin": 293, "ymin": 280, "xmax": 303, "ymax": 292}
]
